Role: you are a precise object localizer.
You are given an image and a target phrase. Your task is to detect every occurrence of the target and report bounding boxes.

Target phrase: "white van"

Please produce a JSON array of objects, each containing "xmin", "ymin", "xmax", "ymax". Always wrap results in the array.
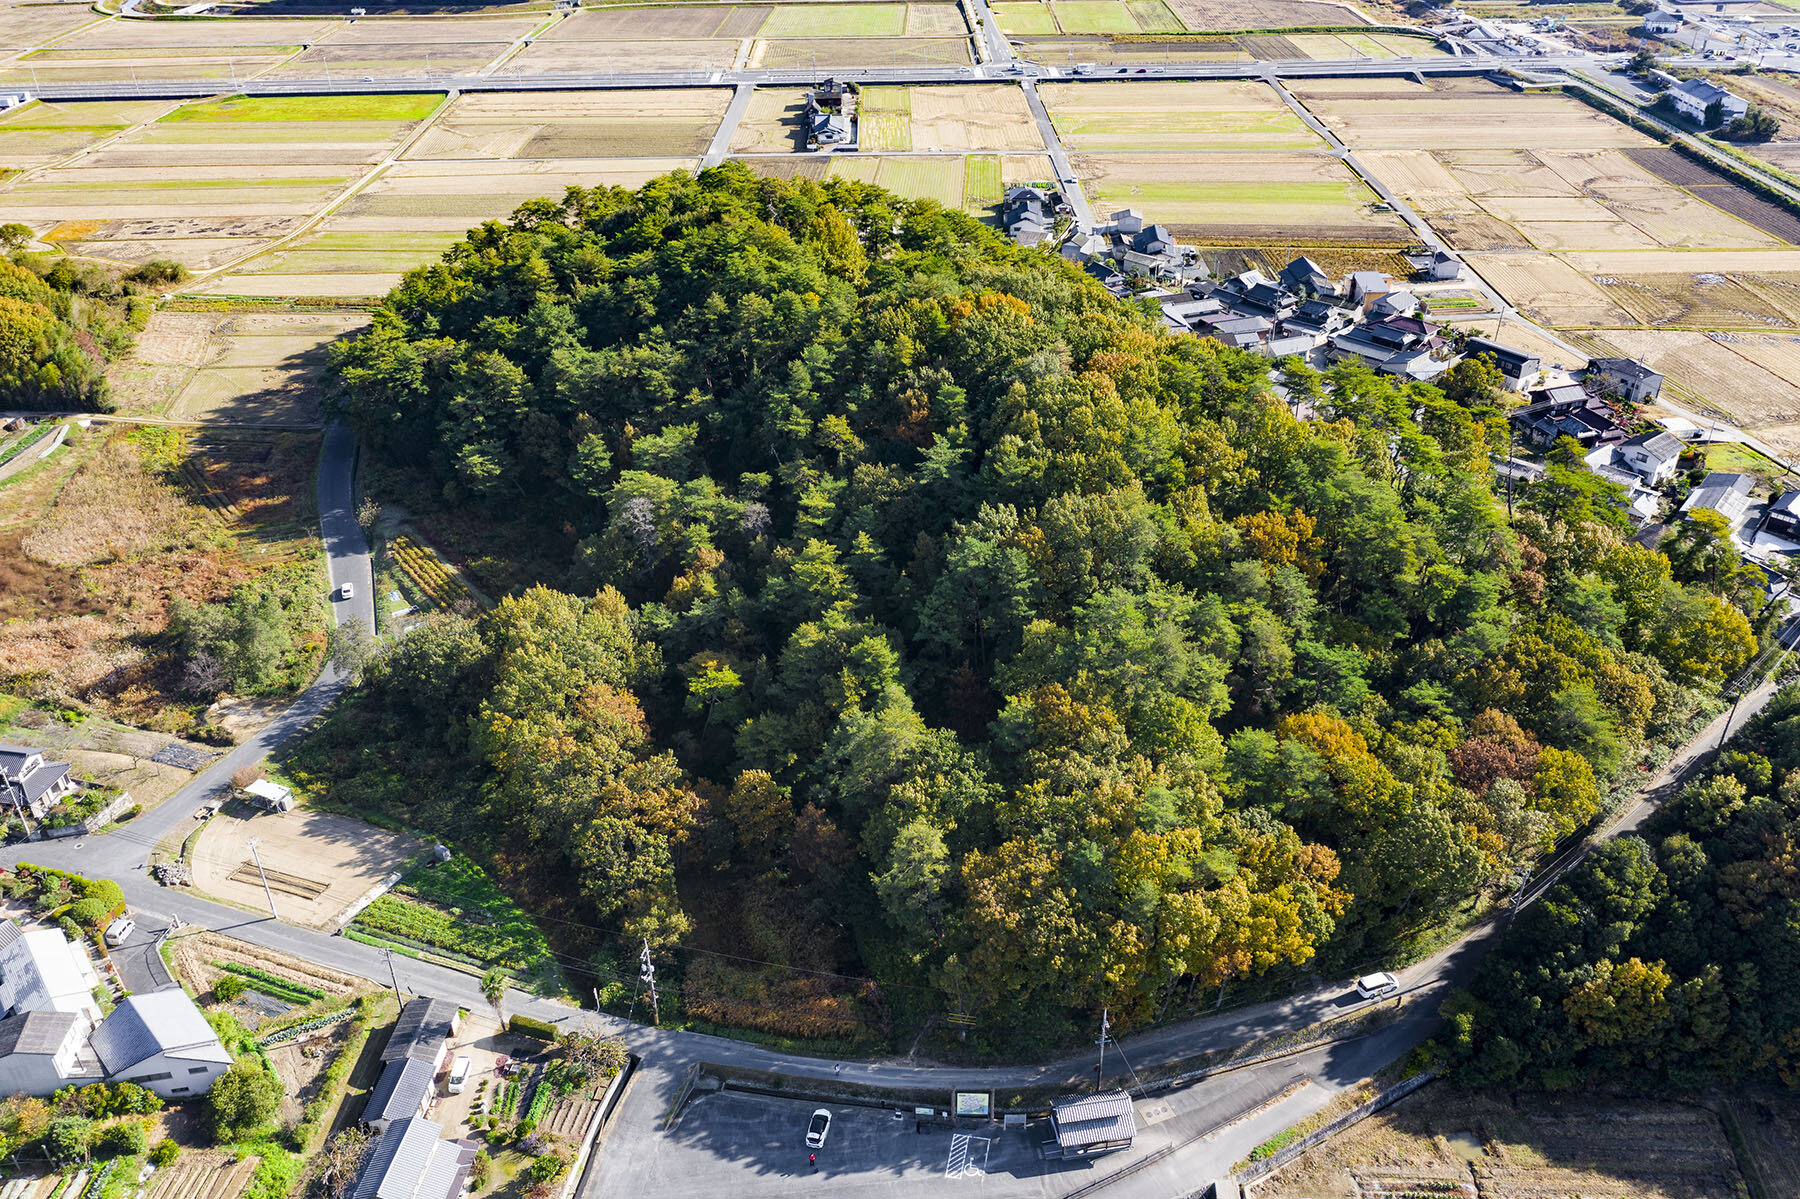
[
  {"xmin": 447, "ymin": 1056, "xmax": 472, "ymax": 1094},
  {"xmin": 104, "ymin": 917, "xmax": 135, "ymax": 947}
]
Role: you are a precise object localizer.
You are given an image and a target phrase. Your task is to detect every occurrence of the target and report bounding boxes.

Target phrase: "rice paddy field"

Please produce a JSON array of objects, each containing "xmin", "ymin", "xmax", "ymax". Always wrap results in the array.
[
  {"xmin": 1286, "ymin": 76, "xmax": 1649, "ymax": 151},
  {"xmin": 0, "ymin": 93, "xmax": 443, "ymax": 274},
  {"xmin": 509, "ymin": 2, "xmax": 970, "ymax": 72},
  {"xmin": 1039, "ymin": 80, "xmax": 1324, "ymax": 151},
  {"xmin": 855, "ymin": 85, "xmax": 1044, "ymax": 152},
  {"xmin": 1165, "ymin": 0, "xmax": 1374, "ymax": 29},
  {"xmin": 404, "ymin": 90, "xmax": 731, "ymax": 160},
  {"xmin": 0, "ymin": 98, "xmax": 181, "ymax": 172},
  {"xmin": 109, "ymin": 309, "xmax": 368, "ymax": 424},
  {"xmin": 1075, "ymin": 152, "xmax": 1411, "ymax": 243},
  {"xmin": 820, "ymin": 153, "xmax": 1055, "ymax": 212}
]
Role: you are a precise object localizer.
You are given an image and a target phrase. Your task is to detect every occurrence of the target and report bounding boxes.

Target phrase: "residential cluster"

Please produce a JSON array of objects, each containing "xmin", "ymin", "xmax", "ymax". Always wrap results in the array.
[
  {"xmin": 0, "ymin": 920, "xmax": 230, "ymax": 1097},
  {"xmin": 355, "ymin": 998, "xmax": 479, "ymax": 1199}
]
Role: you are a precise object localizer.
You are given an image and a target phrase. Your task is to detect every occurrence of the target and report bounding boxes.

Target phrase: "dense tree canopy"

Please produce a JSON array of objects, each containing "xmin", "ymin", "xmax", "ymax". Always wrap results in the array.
[
  {"xmin": 1445, "ymin": 684, "xmax": 1800, "ymax": 1089},
  {"xmin": 318, "ymin": 166, "xmax": 1760, "ymax": 1048}
]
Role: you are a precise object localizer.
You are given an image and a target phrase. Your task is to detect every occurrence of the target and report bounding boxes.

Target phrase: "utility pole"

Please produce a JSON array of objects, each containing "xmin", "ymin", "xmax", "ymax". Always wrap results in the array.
[
  {"xmin": 2, "ymin": 773, "xmax": 36, "ymax": 843},
  {"xmin": 639, "ymin": 939, "xmax": 660, "ymax": 1026},
  {"xmin": 382, "ymin": 947, "xmax": 403, "ymax": 999},
  {"xmin": 246, "ymin": 837, "xmax": 277, "ymax": 918},
  {"xmin": 1094, "ymin": 1007, "xmax": 1109, "ymax": 1091}
]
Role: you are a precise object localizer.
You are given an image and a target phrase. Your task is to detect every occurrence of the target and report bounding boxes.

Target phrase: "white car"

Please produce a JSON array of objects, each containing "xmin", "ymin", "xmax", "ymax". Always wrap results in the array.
[
  {"xmin": 338, "ymin": 582, "xmax": 355, "ymax": 601},
  {"xmin": 104, "ymin": 917, "xmax": 135, "ymax": 947},
  {"xmin": 446, "ymin": 1056, "xmax": 472, "ymax": 1094},
  {"xmin": 1355, "ymin": 971, "xmax": 1400, "ymax": 999},
  {"xmin": 804, "ymin": 1108, "xmax": 832, "ymax": 1148}
]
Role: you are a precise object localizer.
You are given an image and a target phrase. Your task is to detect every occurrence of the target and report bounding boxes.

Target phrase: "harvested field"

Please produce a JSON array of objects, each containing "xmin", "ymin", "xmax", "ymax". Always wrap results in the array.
[
  {"xmin": 856, "ymin": 84, "xmax": 1043, "ymax": 152},
  {"xmin": 191, "ymin": 806, "xmax": 421, "ymax": 931},
  {"xmin": 1049, "ymin": 0, "xmax": 1144, "ymax": 33},
  {"xmin": 1016, "ymin": 38, "xmax": 1251, "ymax": 63},
  {"xmin": 750, "ymin": 36, "xmax": 970, "ymax": 67},
  {"xmin": 1259, "ymin": 1085, "xmax": 1747, "ymax": 1199},
  {"xmin": 544, "ymin": 5, "xmax": 773, "ymax": 39},
  {"xmin": 728, "ymin": 87, "xmax": 811, "ymax": 152},
  {"xmin": 145, "ymin": 311, "xmax": 367, "ymax": 424},
  {"xmin": 1626, "ymin": 145, "xmax": 1800, "ymax": 244},
  {"xmin": 992, "ymin": 2, "xmax": 1062, "ymax": 33},
  {"xmin": 732, "ymin": 155, "xmax": 831, "ymax": 179},
  {"xmin": 1727, "ymin": 1094, "xmax": 1800, "ymax": 1194},
  {"xmin": 141, "ymin": 1152, "xmax": 259, "ymax": 1199},
  {"xmin": 1443, "ymin": 316, "xmax": 1586, "ymax": 371},
  {"xmin": 0, "ymin": 99, "xmax": 179, "ymax": 170},
  {"xmin": 404, "ymin": 89, "xmax": 729, "ymax": 160},
  {"xmin": 1285, "ymin": 30, "xmax": 1441, "ymax": 57},
  {"xmin": 1039, "ymin": 79, "xmax": 1321, "ymax": 151},
  {"xmin": 1466, "ymin": 251, "xmax": 1636, "ymax": 325},
  {"xmin": 0, "ymin": 1, "xmax": 108, "ymax": 50},
  {"xmin": 52, "ymin": 18, "xmax": 340, "ymax": 49},
  {"xmin": 500, "ymin": 38, "xmax": 741, "ymax": 73},
  {"xmin": 1288, "ymin": 76, "xmax": 1651, "ymax": 150},
  {"xmin": 1164, "ymin": 0, "xmax": 1370, "ymax": 28},
  {"xmin": 828, "ymin": 154, "xmax": 965, "ymax": 205},
  {"xmin": 310, "ymin": 14, "xmax": 541, "ymax": 44},
  {"xmin": 1073, "ymin": 152, "xmax": 1409, "ymax": 243},
  {"xmin": 0, "ymin": 49, "xmax": 297, "ymax": 87},
  {"xmin": 268, "ymin": 40, "xmax": 514, "ymax": 78},
  {"xmin": 1580, "ymin": 328, "xmax": 1800, "ymax": 431},
  {"xmin": 762, "ymin": 3, "xmax": 907, "ymax": 36},
  {"xmin": 333, "ymin": 157, "xmax": 698, "ymax": 227},
  {"xmin": 1197, "ymin": 244, "xmax": 1413, "ymax": 279}
]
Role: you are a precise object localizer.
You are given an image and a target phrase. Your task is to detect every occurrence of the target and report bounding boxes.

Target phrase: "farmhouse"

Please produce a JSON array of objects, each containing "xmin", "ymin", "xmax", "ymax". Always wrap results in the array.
[
  {"xmin": 1587, "ymin": 356, "xmax": 1663, "ymax": 403},
  {"xmin": 365, "ymin": 1057, "xmax": 438, "ymax": 1132},
  {"xmin": 804, "ymin": 79, "xmax": 855, "ymax": 147},
  {"xmin": 1075, "ymin": 210, "xmax": 1201, "ymax": 283},
  {"xmin": 353, "ymin": 1117, "xmax": 477, "ymax": 1199},
  {"xmin": 1618, "ymin": 430, "xmax": 1684, "ymax": 485},
  {"xmin": 1329, "ymin": 314, "xmax": 1452, "ymax": 375},
  {"xmin": 1002, "ymin": 187, "xmax": 1058, "ymax": 247},
  {"xmin": 0, "ymin": 1010, "xmax": 101, "ymax": 1095},
  {"xmin": 1643, "ymin": 9, "xmax": 1681, "ymax": 34},
  {"xmin": 0, "ymin": 745, "xmax": 78, "ymax": 820},
  {"xmin": 1681, "ymin": 471, "xmax": 1756, "ymax": 523},
  {"xmin": 1347, "ymin": 271, "xmax": 1392, "ymax": 308},
  {"xmin": 1668, "ymin": 79, "xmax": 1748, "ymax": 127},
  {"xmin": 1369, "ymin": 290, "xmax": 1419, "ymax": 319},
  {"xmin": 89, "ymin": 990, "xmax": 232, "ymax": 1097},
  {"xmin": 1045, "ymin": 1090, "xmax": 1136, "ymax": 1159},
  {"xmin": 383, "ymin": 997, "xmax": 459, "ymax": 1068},
  {"xmin": 1463, "ymin": 336, "xmax": 1540, "ymax": 391},
  {"xmin": 1278, "ymin": 255, "xmax": 1337, "ymax": 297},
  {"xmin": 1585, "ymin": 448, "xmax": 1666, "ymax": 524},
  {"xmin": 1512, "ymin": 390, "xmax": 1627, "ymax": 451},
  {"xmin": 1410, "ymin": 249, "xmax": 1463, "ymax": 282},
  {"xmin": 1763, "ymin": 489, "xmax": 1800, "ymax": 541},
  {"xmin": 0, "ymin": 922, "xmax": 102, "ymax": 1029}
]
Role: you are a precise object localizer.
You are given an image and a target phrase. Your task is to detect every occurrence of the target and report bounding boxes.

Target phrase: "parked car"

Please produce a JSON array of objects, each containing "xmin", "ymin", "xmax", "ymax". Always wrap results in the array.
[
  {"xmin": 804, "ymin": 1109, "xmax": 832, "ymax": 1148},
  {"xmin": 1355, "ymin": 971, "xmax": 1400, "ymax": 999},
  {"xmin": 338, "ymin": 582, "xmax": 355, "ymax": 600},
  {"xmin": 104, "ymin": 917, "xmax": 135, "ymax": 947},
  {"xmin": 447, "ymin": 1056, "xmax": 472, "ymax": 1094}
]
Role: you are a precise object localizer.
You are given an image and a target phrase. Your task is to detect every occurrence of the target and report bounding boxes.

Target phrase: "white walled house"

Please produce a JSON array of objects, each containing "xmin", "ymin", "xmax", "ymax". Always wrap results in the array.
[
  {"xmin": 0, "ymin": 922, "xmax": 102, "ymax": 1030},
  {"xmin": 1619, "ymin": 430, "xmax": 1684, "ymax": 486},
  {"xmin": 1669, "ymin": 79, "xmax": 1748, "ymax": 126},
  {"xmin": 0, "ymin": 746, "xmax": 78, "ymax": 820},
  {"xmin": 89, "ymin": 990, "xmax": 232, "ymax": 1097},
  {"xmin": 0, "ymin": 1010, "xmax": 102, "ymax": 1095}
]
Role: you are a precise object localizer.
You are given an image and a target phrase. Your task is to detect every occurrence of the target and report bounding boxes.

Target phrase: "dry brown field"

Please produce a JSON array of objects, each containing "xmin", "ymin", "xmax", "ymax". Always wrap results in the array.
[
  {"xmin": 1288, "ymin": 77, "xmax": 1651, "ymax": 150},
  {"xmin": 729, "ymin": 87, "xmax": 811, "ymax": 152},
  {"xmin": 312, "ymin": 14, "xmax": 541, "ymax": 45},
  {"xmin": 1579, "ymin": 329, "xmax": 1800, "ymax": 433},
  {"xmin": 1258, "ymin": 1086, "xmax": 1749, "ymax": 1199},
  {"xmin": 108, "ymin": 309, "xmax": 362, "ymax": 423},
  {"xmin": 1017, "ymin": 39, "xmax": 1252, "ymax": 63},
  {"xmin": 499, "ymin": 37, "xmax": 742, "ymax": 73},
  {"xmin": 405, "ymin": 89, "xmax": 728, "ymax": 160},
  {"xmin": 0, "ymin": 98, "xmax": 179, "ymax": 171},
  {"xmin": 0, "ymin": 49, "xmax": 297, "ymax": 87},
  {"xmin": 543, "ymin": 5, "xmax": 773, "ymax": 39},
  {"xmin": 50, "ymin": 17, "xmax": 339, "ymax": 49},
  {"xmin": 0, "ymin": 1, "xmax": 109, "ymax": 51},
  {"xmin": 1165, "ymin": 0, "xmax": 1371, "ymax": 28},
  {"xmin": 191, "ymin": 806, "xmax": 421, "ymax": 930},
  {"xmin": 1465, "ymin": 251, "xmax": 1637, "ymax": 325},
  {"xmin": 268, "ymin": 40, "xmax": 514, "ymax": 79},
  {"xmin": 856, "ymin": 85, "xmax": 1044, "ymax": 152}
]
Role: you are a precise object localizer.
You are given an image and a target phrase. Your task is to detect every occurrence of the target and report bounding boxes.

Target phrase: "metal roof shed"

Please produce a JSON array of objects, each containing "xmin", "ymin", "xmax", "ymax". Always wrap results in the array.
[{"xmin": 1046, "ymin": 1090, "xmax": 1136, "ymax": 1159}]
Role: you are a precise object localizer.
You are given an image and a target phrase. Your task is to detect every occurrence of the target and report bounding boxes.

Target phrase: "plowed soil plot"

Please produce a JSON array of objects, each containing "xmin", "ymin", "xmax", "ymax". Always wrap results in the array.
[
  {"xmin": 405, "ymin": 90, "xmax": 730, "ymax": 160},
  {"xmin": 1626, "ymin": 146, "xmax": 1800, "ymax": 244}
]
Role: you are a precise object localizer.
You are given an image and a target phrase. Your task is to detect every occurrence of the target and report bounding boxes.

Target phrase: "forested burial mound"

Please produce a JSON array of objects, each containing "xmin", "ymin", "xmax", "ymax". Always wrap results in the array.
[{"xmin": 303, "ymin": 164, "xmax": 1765, "ymax": 1055}]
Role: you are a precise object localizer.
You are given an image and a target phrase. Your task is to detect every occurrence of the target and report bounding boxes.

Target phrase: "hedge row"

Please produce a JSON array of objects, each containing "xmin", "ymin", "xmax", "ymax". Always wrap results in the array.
[{"xmin": 507, "ymin": 1015, "xmax": 558, "ymax": 1042}]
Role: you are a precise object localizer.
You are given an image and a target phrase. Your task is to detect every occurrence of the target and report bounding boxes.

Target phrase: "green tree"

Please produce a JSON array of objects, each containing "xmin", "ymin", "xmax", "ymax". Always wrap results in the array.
[{"xmin": 207, "ymin": 1059, "xmax": 283, "ymax": 1140}]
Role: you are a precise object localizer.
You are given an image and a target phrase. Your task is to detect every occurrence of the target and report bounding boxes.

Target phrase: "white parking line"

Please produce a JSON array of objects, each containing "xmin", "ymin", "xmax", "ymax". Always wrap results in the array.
[{"xmin": 945, "ymin": 1134, "xmax": 991, "ymax": 1179}]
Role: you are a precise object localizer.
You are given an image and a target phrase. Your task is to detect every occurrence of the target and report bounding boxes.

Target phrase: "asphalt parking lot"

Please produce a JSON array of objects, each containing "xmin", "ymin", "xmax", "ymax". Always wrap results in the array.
[{"xmin": 651, "ymin": 1091, "xmax": 1069, "ymax": 1196}]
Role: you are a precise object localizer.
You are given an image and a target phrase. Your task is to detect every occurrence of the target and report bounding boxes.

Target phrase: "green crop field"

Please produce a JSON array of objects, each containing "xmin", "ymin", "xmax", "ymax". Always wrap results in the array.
[
  {"xmin": 992, "ymin": 2, "xmax": 1061, "ymax": 32},
  {"xmin": 350, "ymin": 854, "xmax": 564, "ymax": 987},
  {"xmin": 858, "ymin": 86, "xmax": 913, "ymax": 150},
  {"xmin": 965, "ymin": 154, "xmax": 1003, "ymax": 209},
  {"xmin": 761, "ymin": 3, "xmax": 908, "ymax": 37},
  {"xmin": 164, "ymin": 93, "xmax": 444, "ymax": 123},
  {"xmin": 1050, "ymin": 0, "xmax": 1143, "ymax": 32},
  {"xmin": 1051, "ymin": 106, "xmax": 1319, "ymax": 151},
  {"xmin": 829, "ymin": 155, "xmax": 964, "ymax": 206}
]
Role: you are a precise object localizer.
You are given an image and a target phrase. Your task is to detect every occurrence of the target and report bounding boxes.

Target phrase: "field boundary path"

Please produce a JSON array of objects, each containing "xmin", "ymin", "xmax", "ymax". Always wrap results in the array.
[
  {"xmin": 1020, "ymin": 79, "xmax": 1090, "ymax": 227},
  {"xmin": 704, "ymin": 82, "xmax": 756, "ymax": 167}
]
